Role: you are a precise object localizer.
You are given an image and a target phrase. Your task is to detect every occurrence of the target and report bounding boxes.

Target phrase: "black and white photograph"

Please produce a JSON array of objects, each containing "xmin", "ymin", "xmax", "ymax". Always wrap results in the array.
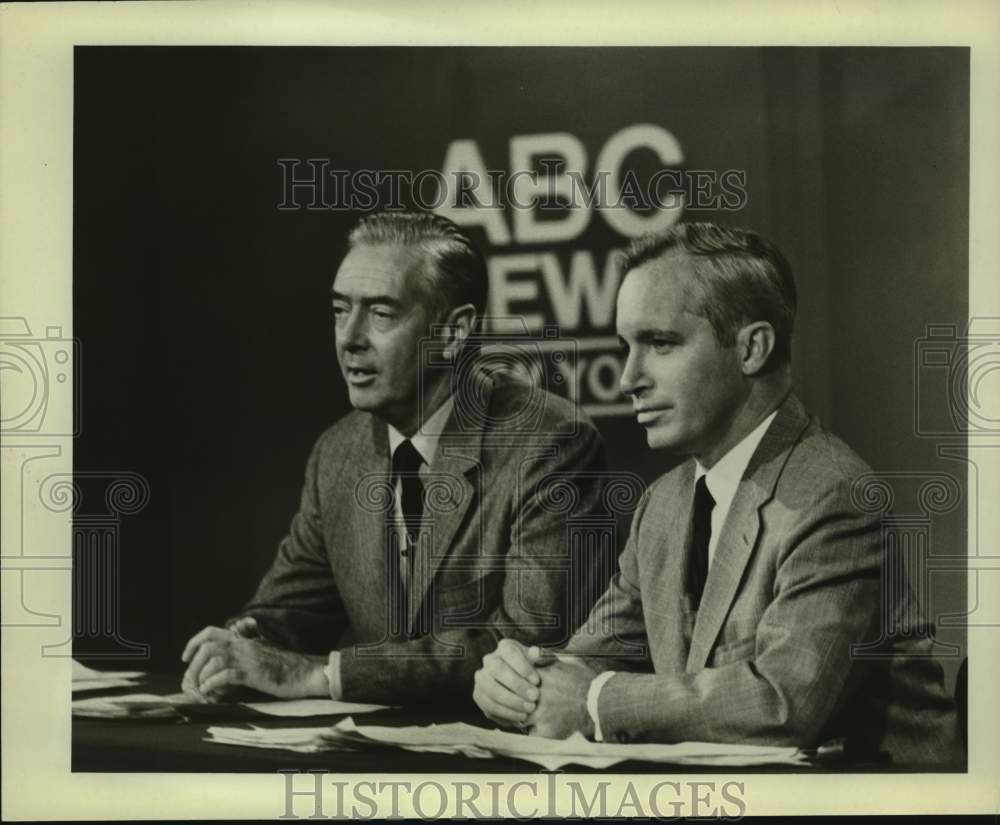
[{"xmin": 1, "ymin": 1, "xmax": 998, "ymax": 820}]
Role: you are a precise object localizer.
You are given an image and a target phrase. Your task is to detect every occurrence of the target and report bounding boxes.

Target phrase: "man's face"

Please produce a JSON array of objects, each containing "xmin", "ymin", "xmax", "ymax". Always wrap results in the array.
[
  {"xmin": 331, "ymin": 244, "xmax": 439, "ymax": 432},
  {"xmin": 616, "ymin": 254, "xmax": 747, "ymax": 462}
]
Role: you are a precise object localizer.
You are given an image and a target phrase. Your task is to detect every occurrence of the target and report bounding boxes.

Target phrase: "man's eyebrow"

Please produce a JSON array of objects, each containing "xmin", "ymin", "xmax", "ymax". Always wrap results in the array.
[
  {"xmin": 633, "ymin": 328, "xmax": 683, "ymax": 343},
  {"xmin": 329, "ymin": 289, "xmax": 403, "ymax": 308}
]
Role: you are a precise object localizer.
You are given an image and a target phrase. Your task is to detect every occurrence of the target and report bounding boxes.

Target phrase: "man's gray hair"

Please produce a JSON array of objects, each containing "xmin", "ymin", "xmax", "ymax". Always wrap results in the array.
[
  {"xmin": 622, "ymin": 221, "xmax": 797, "ymax": 366},
  {"xmin": 348, "ymin": 211, "xmax": 488, "ymax": 319}
]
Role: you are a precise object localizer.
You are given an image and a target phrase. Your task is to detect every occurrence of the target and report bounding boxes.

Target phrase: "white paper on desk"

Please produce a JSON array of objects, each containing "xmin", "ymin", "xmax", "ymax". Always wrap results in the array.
[
  {"xmin": 207, "ymin": 725, "xmax": 329, "ymax": 747},
  {"xmin": 205, "ymin": 725, "xmax": 362, "ymax": 753},
  {"xmin": 336, "ymin": 718, "xmax": 808, "ymax": 770},
  {"xmin": 72, "ymin": 659, "xmax": 147, "ymax": 685},
  {"xmin": 72, "ymin": 677, "xmax": 142, "ymax": 693},
  {"xmin": 73, "ymin": 660, "xmax": 102, "ymax": 680},
  {"xmin": 204, "ymin": 721, "xmax": 458, "ymax": 755},
  {"xmin": 72, "ymin": 692, "xmax": 189, "ymax": 719},
  {"xmin": 241, "ymin": 699, "xmax": 389, "ymax": 717},
  {"xmin": 203, "ymin": 718, "xmax": 807, "ymax": 768}
]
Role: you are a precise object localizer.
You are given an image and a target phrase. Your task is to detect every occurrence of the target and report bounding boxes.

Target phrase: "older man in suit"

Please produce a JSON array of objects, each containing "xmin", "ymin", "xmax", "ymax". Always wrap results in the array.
[
  {"xmin": 180, "ymin": 211, "xmax": 610, "ymax": 705},
  {"xmin": 473, "ymin": 222, "xmax": 962, "ymax": 767}
]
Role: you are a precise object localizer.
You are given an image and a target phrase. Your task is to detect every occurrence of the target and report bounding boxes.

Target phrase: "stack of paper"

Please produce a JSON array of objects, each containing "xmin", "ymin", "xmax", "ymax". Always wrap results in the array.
[
  {"xmin": 242, "ymin": 699, "xmax": 389, "ymax": 717},
  {"xmin": 74, "ymin": 692, "xmax": 392, "ymax": 722},
  {"xmin": 205, "ymin": 716, "xmax": 809, "ymax": 769},
  {"xmin": 207, "ymin": 725, "xmax": 358, "ymax": 752},
  {"xmin": 336, "ymin": 719, "xmax": 808, "ymax": 769},
  {"xmin": 72, "ymin": 692, "xmax": 189, "ymax": 719},
  {"xmin": 72, "ymin": 660, "xmax": 146, "ymax": 693}
]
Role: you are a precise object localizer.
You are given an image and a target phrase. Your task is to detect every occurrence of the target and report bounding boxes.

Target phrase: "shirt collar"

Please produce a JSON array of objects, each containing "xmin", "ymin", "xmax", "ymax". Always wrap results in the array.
[
  {"xmin": 387, "ymin": 395, "xmax": 455, "ymax": 468},
  {"xmin": 694, "ymin": 409, "xmax": 779, "ymax": 512}
]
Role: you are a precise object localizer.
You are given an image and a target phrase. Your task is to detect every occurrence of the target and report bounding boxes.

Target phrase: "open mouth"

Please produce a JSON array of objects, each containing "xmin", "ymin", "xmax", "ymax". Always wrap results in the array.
[{"xmin": 345, "ymin": 367, "xmax": 377, "ymax": 385}]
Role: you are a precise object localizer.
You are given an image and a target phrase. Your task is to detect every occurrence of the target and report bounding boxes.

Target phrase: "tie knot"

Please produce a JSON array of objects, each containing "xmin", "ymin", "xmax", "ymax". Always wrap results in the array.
[
  {"xmin": 694, "ymin": 474, "xmax": 715, "ymax": 511},
  {"xmin": 392, "ymin": 439, "xmax": 424, "ymax": 478}
]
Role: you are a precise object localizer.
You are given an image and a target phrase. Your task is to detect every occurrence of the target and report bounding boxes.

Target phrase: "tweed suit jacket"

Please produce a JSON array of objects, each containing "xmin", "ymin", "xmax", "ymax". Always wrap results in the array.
[
  {"xmin": 240, "ymin": 375, "xmax": 610, "ymax": 705},
  {"xmin": 565, "ymin": 392, "xmax": 962, "ymax": 768}
]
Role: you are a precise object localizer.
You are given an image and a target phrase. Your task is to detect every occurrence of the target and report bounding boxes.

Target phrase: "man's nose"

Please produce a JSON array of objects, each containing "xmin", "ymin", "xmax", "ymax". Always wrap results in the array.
[
  {"xmin": 337, "ymin": 308, "xmax": 369, "ymax": 350},
  {"xmin": 619, "ymin": 349, "xmax": 649, "ymax": 397}
]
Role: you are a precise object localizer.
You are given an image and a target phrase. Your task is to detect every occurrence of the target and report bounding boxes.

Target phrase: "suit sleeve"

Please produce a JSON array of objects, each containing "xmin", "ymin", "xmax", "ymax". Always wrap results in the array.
[
  {"xmin": 235, "ymin": 433, "xmax": 349, "ymax": 653},
  {"xmin": 338, "ymin": 421, "xmax": 611, "ymax": 705},
  {"xmin": 597, "ymin": 479, "xmax": 884, "ymax": 747},
  {"xmin": 561, "ymin": 489, "xmax": 653, "ymax": 671}
]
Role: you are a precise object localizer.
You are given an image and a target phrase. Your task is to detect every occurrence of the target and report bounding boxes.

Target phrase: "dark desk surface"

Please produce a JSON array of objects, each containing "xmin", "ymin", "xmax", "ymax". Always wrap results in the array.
[{"xmin": 72, "ymin": 673, "xmax": 895, "ymax": 774}]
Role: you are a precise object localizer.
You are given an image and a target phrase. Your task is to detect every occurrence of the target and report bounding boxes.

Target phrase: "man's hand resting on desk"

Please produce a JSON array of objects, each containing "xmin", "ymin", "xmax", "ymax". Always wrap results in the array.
[
  {"xmin": 181, "ymin": 622, "xmax": 335, "ymax": 702},
  {"xmin": 473, "ymin": 638, "xmax": 596, "ymax": 739}
]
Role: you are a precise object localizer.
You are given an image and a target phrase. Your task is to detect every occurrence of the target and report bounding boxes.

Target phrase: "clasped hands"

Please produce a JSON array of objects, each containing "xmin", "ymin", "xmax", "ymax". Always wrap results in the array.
[
  {"xmin": 181, "ymin": 617, "xmax": 330, "ymax": 702},
  {"xmin": 473, "ymin": 638, "xmax": 599, "ymax": 739}
]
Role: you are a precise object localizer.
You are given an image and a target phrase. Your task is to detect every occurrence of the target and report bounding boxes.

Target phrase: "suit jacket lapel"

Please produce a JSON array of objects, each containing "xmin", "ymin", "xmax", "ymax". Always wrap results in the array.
[
  {"xmin": 347, "ymin": 417, "xmax": 394, "ymax": 635},
  {"xmin": 686, "ymin": 393, "xmax": 812, "ymax": 671},
  {"xmin": 406, "ymin": 381, "xmax": 488, "ymax": 628},
  {"xmin": 652, "ymin": 461, "xmax": 699, "ymax": 673}
]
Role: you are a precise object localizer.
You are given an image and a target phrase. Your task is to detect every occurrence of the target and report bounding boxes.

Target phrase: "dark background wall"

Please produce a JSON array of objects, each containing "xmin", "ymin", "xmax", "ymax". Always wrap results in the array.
[{"xmin": 73, "ymin": 47, "xmax": 969, "ymax": 687}]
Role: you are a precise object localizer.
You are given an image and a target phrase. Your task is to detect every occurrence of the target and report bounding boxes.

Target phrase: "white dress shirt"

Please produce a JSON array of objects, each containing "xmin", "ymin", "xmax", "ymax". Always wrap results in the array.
[
  {"xmin": 587, "ymin": 409, "xmax": 779, "ymax": 740},
  {"xmin": 695, "ymin": 409, "xmax": 778, "ymax": 570}
]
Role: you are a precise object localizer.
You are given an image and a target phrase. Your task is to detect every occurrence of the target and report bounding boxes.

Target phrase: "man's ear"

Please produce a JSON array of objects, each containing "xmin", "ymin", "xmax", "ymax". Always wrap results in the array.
[
  {"xmin": 736, "ymin": 321, "xmax": 776, "ymax": 376},
  {"xmin": 439, "ymin": 303, "xmax": 477, "ymax": 359}
]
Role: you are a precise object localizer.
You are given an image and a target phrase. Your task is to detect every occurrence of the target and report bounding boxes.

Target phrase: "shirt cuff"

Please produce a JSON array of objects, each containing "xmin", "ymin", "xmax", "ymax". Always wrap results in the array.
[
  {"xmin": 324, "ymin": 651, "xmax": 343, "ymax": 700},
  {"xmin": 587, "ymin": 670, "xmax": 616, "ymax": 741},
  {"xmin": 226, "ymin": 616, "xmax": 263, "ymax": 640}
]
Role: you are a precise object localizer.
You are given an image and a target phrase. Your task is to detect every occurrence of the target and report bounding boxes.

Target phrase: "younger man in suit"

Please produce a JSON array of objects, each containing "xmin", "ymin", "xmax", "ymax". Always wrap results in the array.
[
  {"xmin": 473, "ymin": 222, "xmax": 962, "ymax": 767},
  {"xmin": 181, "ymin": 212, "xmax": 610, "ymax": 705}
]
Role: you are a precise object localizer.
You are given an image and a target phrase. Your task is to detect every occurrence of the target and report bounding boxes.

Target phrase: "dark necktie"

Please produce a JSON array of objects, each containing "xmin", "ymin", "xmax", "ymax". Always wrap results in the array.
[
  {"xmin": 391, "ymin": 439, "xmax": 425, "ymax": 551},
  {"xmin": 689, "ymin": 474, "xmax": 716, "ymax": 608},
  {"xmin": 387, "ymin": 439, "xmax": 424, "ymax": 637}
]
